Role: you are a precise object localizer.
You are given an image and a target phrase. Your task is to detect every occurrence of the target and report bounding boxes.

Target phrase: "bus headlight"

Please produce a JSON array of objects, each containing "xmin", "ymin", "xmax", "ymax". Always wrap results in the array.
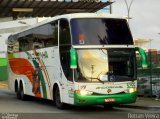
[
  {"xmin": 125, "ymin": 88, "xmax": 137, "ymax": 93},
  {"xmin": 129, "ymin": 88, "xmax": 137, "ymax": 93},
  {"xmin": 75, "ymin": 90, "xmax": 93, "ymax": 96}
]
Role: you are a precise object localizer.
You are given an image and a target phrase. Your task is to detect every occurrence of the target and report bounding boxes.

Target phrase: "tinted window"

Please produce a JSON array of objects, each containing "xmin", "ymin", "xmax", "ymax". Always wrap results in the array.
[
  {"xmin": 108, "ymin": 48, "xmax": 136, "ymax": 81},
  {"xmin": 11, "ymin": 22, "xmax": 58, "ymax": 52},
  {"xmin": 71, "ymin": 18, "xmax": 133, "ymax": 45},
  {"xmin": 30, "ymin": 22, "xmax": 58, "ymax": 49}
]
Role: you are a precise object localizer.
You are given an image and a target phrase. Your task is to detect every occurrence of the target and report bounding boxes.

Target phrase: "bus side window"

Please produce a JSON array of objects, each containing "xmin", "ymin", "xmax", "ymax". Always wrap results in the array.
[
  {"xmin": 33, "ymin": 39, "xmax": 43, "ymax": 49},
  {"xmin": 19, "ymin": 38, "xmax": 29, "ymax": 52}
]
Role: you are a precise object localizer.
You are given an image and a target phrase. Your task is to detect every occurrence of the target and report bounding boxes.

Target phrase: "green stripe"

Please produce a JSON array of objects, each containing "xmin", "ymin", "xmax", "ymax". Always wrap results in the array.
[
  {"xmin": 32, "ymin": 57, "xmax": 47, "ymax": 99},
  {"xmin": 38, "ymin": 66, "xmax": 47, "ymax": 98},
  {"xmin": 41, "ymin": 59, "xmax": 51, "ymax": 86}
]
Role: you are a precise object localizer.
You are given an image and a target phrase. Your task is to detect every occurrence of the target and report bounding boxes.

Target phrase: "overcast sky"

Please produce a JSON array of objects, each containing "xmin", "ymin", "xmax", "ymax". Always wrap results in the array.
[{"xmin": 107, "ymin": 0, "xmax": 160, "ymax": 49}]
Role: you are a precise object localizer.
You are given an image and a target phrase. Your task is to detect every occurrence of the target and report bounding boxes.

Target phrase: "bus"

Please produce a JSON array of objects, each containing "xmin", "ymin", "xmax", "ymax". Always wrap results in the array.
[{"xmin": 7, "ymin": 13, "xmax": 147, "ymax": 109}]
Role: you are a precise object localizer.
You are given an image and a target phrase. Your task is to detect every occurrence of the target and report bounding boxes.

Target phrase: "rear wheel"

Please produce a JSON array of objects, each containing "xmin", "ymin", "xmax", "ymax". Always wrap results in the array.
[
  {"xmin": 19, "ymin": 83, "xmax": 27, "ymax": 100},
  {"xmin": 16, "ymin": 86, "xmax": 21, "ymax": 99},
  {"xmin": 15, "ymin": 81, "xmax": 21, "ymax": 99},
  {"xmin": 54, "ymin": 87, "xmax": 65, "ymax": 109},
  {"xmin": 17, "ymin": 82, "xmax": 27, "ymax": 100}
]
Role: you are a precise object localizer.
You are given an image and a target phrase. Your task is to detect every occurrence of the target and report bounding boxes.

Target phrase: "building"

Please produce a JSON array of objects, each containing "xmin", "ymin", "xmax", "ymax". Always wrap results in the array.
[
  {"xmin": 0, "ymin": 0, "xmax": 111, "ymax": 81},
  {"xmin": 134, "ymin": 38, "xmax": 150, "ymax": 51}
]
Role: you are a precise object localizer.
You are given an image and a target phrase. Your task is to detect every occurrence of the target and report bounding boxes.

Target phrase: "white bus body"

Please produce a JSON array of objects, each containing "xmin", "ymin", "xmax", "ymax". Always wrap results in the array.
[{"xmin": 7, "ymin": 13, "xmax": 146, "ymax": 109}]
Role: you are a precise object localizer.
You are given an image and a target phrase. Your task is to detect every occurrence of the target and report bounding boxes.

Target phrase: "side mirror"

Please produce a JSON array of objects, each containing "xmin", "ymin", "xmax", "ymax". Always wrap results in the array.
[
  {"xmin": 136, "ymin": 47, "xmax": 148, "ymax": 68},
  {"xmin": 70, "ymin": 47, "xmax": 77, "ymax": 69}
]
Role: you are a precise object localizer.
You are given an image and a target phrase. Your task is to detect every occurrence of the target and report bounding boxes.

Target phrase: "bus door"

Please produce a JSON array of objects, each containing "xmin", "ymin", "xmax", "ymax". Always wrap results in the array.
[{"xmin": 59, "ymin": 19, "xmax": 74, "ymax": 104}]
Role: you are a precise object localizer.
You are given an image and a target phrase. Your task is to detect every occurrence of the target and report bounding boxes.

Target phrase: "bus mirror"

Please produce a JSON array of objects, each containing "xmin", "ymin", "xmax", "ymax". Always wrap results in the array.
[
  {"xmin": 70, "ymin": 48, "xmax": 77, "ymax": 69},
  {"xmin": 136, "ymin": 47, "xmax": 148, "ymax": 68}
]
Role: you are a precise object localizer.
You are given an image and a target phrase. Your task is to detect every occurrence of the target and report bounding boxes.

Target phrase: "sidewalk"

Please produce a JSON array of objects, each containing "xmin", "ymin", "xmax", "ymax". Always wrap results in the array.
[{"xmin": 118, "ymin": 97, "xmax": 160, "ymax": 109}]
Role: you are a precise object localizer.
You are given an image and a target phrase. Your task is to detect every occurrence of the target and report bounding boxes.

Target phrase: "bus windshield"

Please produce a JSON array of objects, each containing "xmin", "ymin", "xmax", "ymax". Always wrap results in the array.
[
  {"xmin": 71, "ymin": 18, "xmax": 133, "ymax": 45},
  {"xmin": 74, "ymin": 48, "xmax": 136, "ymax": 82},
  {"xmin": 107, "ymin": 48, "xmax": 136, "ymax": 82}
]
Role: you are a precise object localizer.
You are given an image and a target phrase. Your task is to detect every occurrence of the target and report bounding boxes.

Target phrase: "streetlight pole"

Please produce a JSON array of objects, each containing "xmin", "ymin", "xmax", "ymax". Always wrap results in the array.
[
  {"xmin": 109, "ymin": 0, "xmax": 112, "ymax": 14},
  {"xmin": 124, "ymin": 0, "xmax": 134, "ymax": 25}
]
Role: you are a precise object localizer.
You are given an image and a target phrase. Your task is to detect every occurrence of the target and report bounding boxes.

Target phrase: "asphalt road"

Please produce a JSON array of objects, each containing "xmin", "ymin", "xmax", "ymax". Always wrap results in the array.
[{"xmin": 0, "ymin": 87, "xmax": 160, "ymax": 119}]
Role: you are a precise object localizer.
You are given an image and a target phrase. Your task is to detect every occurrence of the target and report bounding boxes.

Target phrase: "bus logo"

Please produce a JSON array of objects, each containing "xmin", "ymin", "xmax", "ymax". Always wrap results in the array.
[{"xmin": 107, "ymin": 89, "xmax": 112, "ymax": 93}]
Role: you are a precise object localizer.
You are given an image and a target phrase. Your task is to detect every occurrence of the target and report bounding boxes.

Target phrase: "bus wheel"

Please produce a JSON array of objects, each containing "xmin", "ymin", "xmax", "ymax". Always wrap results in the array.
[
  {"xmin": 15, "ymin": 82, "xmax": 21, "ymax": 99},
  {"xmin": 55, "ymin": 87, "xmax": 65, "ymax": 109},
  {"xmin": 103, "ymin": 105, "xmax": 113, "ymax": 110},
  {"xmin": 16, "ymin": 86, "xmax": 21, "ymax": 100},
  {"xmin": 19, "ymin": 82, "xmax": 27, "ymax": 101}
]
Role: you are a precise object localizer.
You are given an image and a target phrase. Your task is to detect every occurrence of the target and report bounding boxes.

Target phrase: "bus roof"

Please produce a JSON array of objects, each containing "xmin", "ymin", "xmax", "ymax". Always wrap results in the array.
[{"xmin": 9, "ymin": 13, "xmax": 126, "ymax": 37}]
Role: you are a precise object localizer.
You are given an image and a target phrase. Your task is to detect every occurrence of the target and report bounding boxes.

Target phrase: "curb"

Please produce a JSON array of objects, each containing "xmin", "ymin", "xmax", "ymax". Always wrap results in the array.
[{"xmin": 0, "ymin": 83, "xmax": 8, "ymax": 87}]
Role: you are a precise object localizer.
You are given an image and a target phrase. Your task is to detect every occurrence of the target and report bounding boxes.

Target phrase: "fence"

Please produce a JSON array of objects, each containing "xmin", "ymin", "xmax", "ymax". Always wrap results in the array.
[
  {"xmin": 137, "ymin": 51, "xmax": 160, "ymax": 97},
  {"xmin": 137, "ymin": 76, "xmax": 160, "ymax": 97}
]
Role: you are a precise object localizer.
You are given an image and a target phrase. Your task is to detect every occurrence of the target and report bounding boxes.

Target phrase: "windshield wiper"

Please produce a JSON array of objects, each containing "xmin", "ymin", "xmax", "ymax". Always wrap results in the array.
[
  {"xmin": 90, "ymin": 65, "xmax": 104, "ymax": 84},
  {"xmin": 90, "ymin": 72, "xmax": 104, "ymax": 84}
]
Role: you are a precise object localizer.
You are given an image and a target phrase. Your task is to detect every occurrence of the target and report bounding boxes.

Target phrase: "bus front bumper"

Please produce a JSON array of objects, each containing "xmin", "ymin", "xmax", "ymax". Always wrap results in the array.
[{"xmin": 74, "ymin": 92, "xmax": 137, "ymax": 106}]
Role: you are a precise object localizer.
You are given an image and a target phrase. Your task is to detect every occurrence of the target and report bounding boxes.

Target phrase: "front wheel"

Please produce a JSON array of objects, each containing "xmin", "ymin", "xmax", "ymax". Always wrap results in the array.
[{"xmin": 54, "ymin": 87, "xmax": 65, "ymax": 109}]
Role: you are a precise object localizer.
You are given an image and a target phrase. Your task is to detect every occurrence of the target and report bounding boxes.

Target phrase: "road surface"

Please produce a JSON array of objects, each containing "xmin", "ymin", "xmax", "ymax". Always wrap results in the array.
[{"xmin": 0, "ymin": 86, "xmax": 159, "ymax": 119}]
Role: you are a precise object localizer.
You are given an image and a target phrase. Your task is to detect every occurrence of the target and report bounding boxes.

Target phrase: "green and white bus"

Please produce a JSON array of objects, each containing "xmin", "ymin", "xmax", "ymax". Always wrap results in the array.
[{"xmin": 7, "ymin": 13, "xmax": 147, "ymax": 109}]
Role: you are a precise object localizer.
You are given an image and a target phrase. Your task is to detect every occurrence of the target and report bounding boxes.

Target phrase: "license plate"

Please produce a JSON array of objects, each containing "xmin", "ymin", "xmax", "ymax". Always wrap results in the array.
[{"xmin": 105, "ymin": 98, "xmax": 115, "ymax": 102}]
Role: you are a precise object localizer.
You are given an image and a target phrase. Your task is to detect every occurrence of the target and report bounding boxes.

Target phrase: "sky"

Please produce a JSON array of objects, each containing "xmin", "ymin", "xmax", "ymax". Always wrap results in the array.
[
  {"xmin": 103, "ymin": 0, "xmax": 160, "ymax": 49},
  {"xmin": 1, "ymin": 0, "xmax": 159, "ymax": 50}
]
